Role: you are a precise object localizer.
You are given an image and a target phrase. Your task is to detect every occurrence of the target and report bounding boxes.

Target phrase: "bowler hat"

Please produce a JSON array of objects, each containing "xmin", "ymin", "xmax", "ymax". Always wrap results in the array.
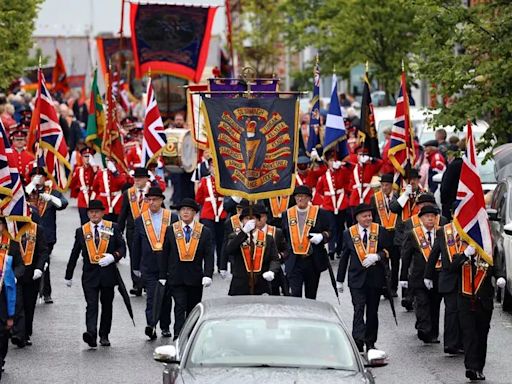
[
  {"xmin": 423, "ymin": 140, "xmax": 438, "ymax": 148},
  {"xmin": 236, "ymin": 198, "xmax": 250, "ymax": 209},
  {"xmin": 380, "ymin": 173, "xmax": 394, "ymax": 184},
  {"xmin": 293, "ymin": 185, "xmax": 313, "ymax": 198},
  {"xmin": 239, "ymin": 206, "xmax": 261, "ymax": 220},
  {"xmin": 29, "ymin": 167, "xmax": 47, "ymax": 178},
  {"xmin": 353, "ymin": 203, "xmax": 373, "ymax": 217},
  {"xmin": 416, "ymin": 193, "xmax": 436, "ymax": 205},
  {"xmin": 408, "ymin": 168, "xmax": 420, "ymax": 179},
  {"xmin": 176, "ymin": 198, "xmax": 200, "ymax": 212},
  {"xmin": 133, "ymin": 167, "xmax": 149, "ymax": 178},
  {"xmin": 418, "ymin": 205, "xmax": 439, "ymax": 217},
  {"xmin": 86, "ymin": 199, "xmax": 105, "ymax": 211},
  {"xmin": 145, "ymin": 187, "xmax": 165, "ymax": 199},
  {"xmin": 253, "ymin": 204, "xmax": 268, "ymax": 216}
]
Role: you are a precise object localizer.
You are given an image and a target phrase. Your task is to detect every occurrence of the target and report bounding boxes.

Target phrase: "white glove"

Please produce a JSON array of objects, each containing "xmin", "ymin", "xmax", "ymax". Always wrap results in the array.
[
  {"xmin": 48, "ymin": 194, "xmax": 63, "ymax": 208},
  {"xmin": 44, "ymin": 262, "xmax": 49, "ymax": 271},
  {"xmin": 25, "ymin": 181, "xmax": 36, "ymax": 195},
  {"xmin": 310, "ymin": 148, "xmax": 321, "ymax": 161},
  {"xmin": 232, "ymin": 196, "xmax": 242, "ymax": 204},
  {"xmin": 219, "ymin": 270, "xmax": 228, "ymax": 279},
  {"xmin": 98, "ymin": 253, "xmax": 115, "ymax": 267},
  {"xmin": 262, "ymin": 271, "xmax": 275, "ymax": 282},
  {"xmin": 40, "ymin": 193, "xmax": 52, "ymax": 202},
  {"xmin": 202, "ymin": 276, "xmax": 212, "ymax": 287},
  {"xmin": 33, "ymin": 175, "xmax": 42, "ymax": 185},
  {"xmin": 464, "ymin": 245, "xmax": 476, "ymax": 257},
  {"xmin": 159, "ymin": 279, "xmax": 166, "ymax": 286},
  {"xmin": 497, "ymin": 277, "xmax": 506, "ymax": 289},
  {"xmin": 362, "ymin": 253, "xmax": 380, "ymax": 268},
  {"xmin": 80, "ymin": 186, "xmax": 89, "ymax": 192},
  {"xmin": 148, "ymin": 171, "xmax": 156, "ymax": 182},
  {"xmin": 404, "ymin": 184, "xmax": 413, "ymax": 196},
  {"xmin": 424, "ymin": 278, "xmax": 433, "ymax": 290},
  {"xmin": 332, "ymin": 160, "xmax": 342, "ymax": 170},
  {"xmin": 399, "ymin": 281, "xmax": 408, "ymax": 289},
  {"xmin": 65, "ymin": 279, "xmax": 72, "ymax": 288},
  {"xmin": 106, "ymin": 160, "xmax": 117, "ymax": 173},
  {"xmin": 242, "ymin": 219, "xmax": 256, "ymax": 234},
  {"xmin": 133, "ymin": 270, "xmax": 142, "ymax": 278},
  {"xmin": 336, "ymin": 281, "xmax": 344, "ymax": 293},
  {"xmin": 309, "ymin": 233, "xmax": 323, "ymax": 245},
  {"xmin": 360, "ymin": 155, "xmax": 370, "ymax": 164},
  {"xmin": 32, "ymin": 269, "xmax": 43, "ymax": 280}
]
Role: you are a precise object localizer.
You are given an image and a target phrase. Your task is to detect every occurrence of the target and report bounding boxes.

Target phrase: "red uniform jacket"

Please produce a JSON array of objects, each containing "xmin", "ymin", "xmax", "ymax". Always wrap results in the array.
[
  {"xmin": 427, "ymin": 150, "xmax": 446, "ymax": 173},
  {"xmin": 69, "ymin": 164, "xmax": 98, "ymax": 208},
  {"xmin": 125, "ymin": 143, "xmax": 142, "ymax": 170},
  {"xmin": 7, "ymin": 149, "xmax": 34, "ymax": 184},
  {"xmin": 347, "ymin": 156, "xmax": 383, "ymax": 206},
  {"xmin": 314, "ymin": 166, "xmax": 351, "ymax": 212},
  {"xmin": 195, "ymin": 176, "xmax": 227, "ymax": 221},
  {"xmin": 91, "ymin": 169, "xmax": 128, "ymax": 214}
]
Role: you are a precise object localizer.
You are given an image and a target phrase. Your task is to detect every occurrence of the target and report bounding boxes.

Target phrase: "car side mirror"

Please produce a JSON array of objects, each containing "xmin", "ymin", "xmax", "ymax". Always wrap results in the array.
[
  {"xmin": 365, "ymin": 349, "xmax": 388, "ymax": 367},
  {"xmin": 487, "ymin": 208, "xmax": 499, "ymax": 222},
  {"xmin": 154, "ymin": 345, "xmax": 179, "ymax": 364},
  {"xmin": 504, "ymin": 223, "xmax": 512, "ymax": 236}
]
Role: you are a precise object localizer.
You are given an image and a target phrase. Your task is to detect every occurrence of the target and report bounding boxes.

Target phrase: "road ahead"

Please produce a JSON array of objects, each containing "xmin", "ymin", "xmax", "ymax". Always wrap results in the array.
[{"xmin": 4, "ymin": 202, "xmax": 512, "ymax": 383}]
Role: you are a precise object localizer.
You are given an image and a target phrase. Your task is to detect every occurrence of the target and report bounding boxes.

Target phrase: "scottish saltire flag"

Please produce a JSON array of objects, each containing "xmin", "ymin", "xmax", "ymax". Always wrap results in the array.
[
  {"xmin": 142, "ymin": 79, "xmax": 167, "ymax": 166},
  {"xmin": 388, "ymin": 70, "xmax": 415, "ymax": 177},
  {"xmin": 29, "ymin": 69, "xmax": 72, "ymax": 192},
  {"xmin": 453, "ymin": 121, "xmax": 493, "ymax": 265},
  {"xmin": 306, "ymin": 58, "xmax": 320, "ymax": 153},
  {"xmin": 323, "ymin": 74, "xmax": 346, "ymax": 152}
]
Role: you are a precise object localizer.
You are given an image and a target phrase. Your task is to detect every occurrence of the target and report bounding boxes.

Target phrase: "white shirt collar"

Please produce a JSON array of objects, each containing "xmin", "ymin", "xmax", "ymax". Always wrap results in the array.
[
  {"xmin": 260, "ymin": 224, "xmax": 268, "ymax": 233},
  {"xmin": 181, "ymin": 220, "xmax": 194, "ymax": 229},
  {"xmin": 422, "ymin": 225, "xmax": 435, "ymax": 239},
  {"xmin": 358, "ymin": 224, "xmax": 370, "ymax": 239}
]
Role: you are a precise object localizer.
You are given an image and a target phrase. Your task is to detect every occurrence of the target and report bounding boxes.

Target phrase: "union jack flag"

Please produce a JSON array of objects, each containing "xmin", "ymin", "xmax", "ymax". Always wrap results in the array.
[
  {"xmin": 0, "ymin": 120, "xmax": 12, "ymax": 205},
  {"xmin": 388, "ymin": 70, "xmax": 415, "ymax": 177},
  {"xmin": 28, "ymin": 69, "xmax": 72, "ymax": 192},
  {"xmin": 453, "ymin": 120, "xmax": 493, "ymax": 265},
  {"xmin": 142, "ymin": 79, "xmax": 167, "ymax": 167}
]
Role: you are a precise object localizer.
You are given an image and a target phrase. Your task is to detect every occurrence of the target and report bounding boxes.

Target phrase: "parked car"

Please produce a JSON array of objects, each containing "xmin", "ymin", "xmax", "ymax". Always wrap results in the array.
[
  {"xmin": 154, "ymin": 296, "xmax": 383, "ymax": 384},
  {"xmin": 488, "ymin": 177, "xmax": 512, "ymax": 310}
]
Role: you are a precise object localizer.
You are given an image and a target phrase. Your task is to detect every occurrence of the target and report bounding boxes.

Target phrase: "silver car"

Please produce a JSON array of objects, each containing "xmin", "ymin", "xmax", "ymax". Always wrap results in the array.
[{"xmin": 154, "ymin": 296, "xmax": 382, "ymax": 384}]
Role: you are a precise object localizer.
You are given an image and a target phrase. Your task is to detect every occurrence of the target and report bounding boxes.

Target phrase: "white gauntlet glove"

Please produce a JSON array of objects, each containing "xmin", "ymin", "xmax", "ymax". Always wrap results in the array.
[
  {"xmin": 262, "ymin": 271, "xmax": 275, "ymax": 282},
  {"xmin": 98, "ymin": 253, "xmax": 115, "ymax": 267},
  {"xmin": 242, "ymin": 219, "xmax": 256, "ymax": 234},
  {"xmin": 309, "ymin": 233, "xmax": 323, "ymax": 245}
]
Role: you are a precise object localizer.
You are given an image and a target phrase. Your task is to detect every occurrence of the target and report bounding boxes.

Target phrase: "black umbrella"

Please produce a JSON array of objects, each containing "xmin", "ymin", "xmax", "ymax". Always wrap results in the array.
[
  {"xmin": 151, "ymin": 281, "xmax": 167, "ymax": 328},
  {"xmin": 115, "ymin": 267, "xmax": 135, "ymax": 327},
  {"xmin": 326, "ymin": 260, "xmax": 341, "ymax": 306},
  {"xmin": 384, "ymin": 265, "xmax": 398, "ymax": 326}
]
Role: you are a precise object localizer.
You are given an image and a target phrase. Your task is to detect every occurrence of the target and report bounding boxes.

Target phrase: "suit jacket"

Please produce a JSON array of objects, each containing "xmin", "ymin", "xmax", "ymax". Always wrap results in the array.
[
  {"xmin": 20, "ymin": 224, "xmax": 49, "ymax": 283},
  {"xmin": 65, "ymin": 223, "xmax": 126, "ymax": 287},
  {"xmin": 38, "ymin": 189, "xmax": 68, "ymax": 244},
  {"xmin": 281, "ymin": 207, "xmax": 331, "ymax": 275},
  {"xmin": 225, "ymin": 231, "xmax": 280, "ymax": 295},
  {"xmin": 401, "ymin": 228, "xmax": 438, "ymax": 289},
  {"xmin": 160, "ymin": 222, "xmax": 214, "ymax": 286},
  {"xmin": 337, "ymin": 225, "xmax": 390, "ymax": 289},
  {"xmin": 424, "ymin": 228, "xmax": 458, "ymax": 294}
]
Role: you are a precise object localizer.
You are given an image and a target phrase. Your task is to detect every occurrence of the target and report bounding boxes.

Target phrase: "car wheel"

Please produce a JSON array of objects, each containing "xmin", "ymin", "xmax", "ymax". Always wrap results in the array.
[{"xmin": 503, "ymin": 286, "xmax": 512, "ymax": 312}]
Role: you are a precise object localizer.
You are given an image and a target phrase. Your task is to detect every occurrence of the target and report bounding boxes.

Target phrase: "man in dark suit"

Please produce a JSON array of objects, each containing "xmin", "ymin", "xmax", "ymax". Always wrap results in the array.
[
  {"xmin": 65, "ymin": 200, "xmax": 126, "ymax": 348},
  {"xmin": 336, "ymin": 203, "xmax": 391, "ymax": 352},
  {"xmin": 281, "ymin": 185, "xmax": 331, "ymax": 299},
  {"xmin": 132, "ymin": 187, "xmax": 175, "ymax": 340},
  {"xmin": 440, "ymin": 145, "xmax": 463, "ymax": 219},
  {"xmin": 224, "ymin": 207, "xmax": 281, "ymax": 296},
  {"xmin": 400, "ymin": 205, "xmax": 443, "ymax": 344},
  {"xmin": 160, "ymin": 198, "xmax": 214, "ymax": 339}
]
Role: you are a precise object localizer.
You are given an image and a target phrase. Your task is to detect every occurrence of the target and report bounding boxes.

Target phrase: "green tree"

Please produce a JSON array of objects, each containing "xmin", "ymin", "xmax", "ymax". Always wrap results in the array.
[
  {"xmin": 413, "ymin": 0, "xmax": 512, "ymax": 153},
  {"xmin": 0, "ymin": 0, "xmax": 42, "ymax": 90},
  {"xmin": 281, "ymin": 0, "xmax": 419, "ymax": 104}
]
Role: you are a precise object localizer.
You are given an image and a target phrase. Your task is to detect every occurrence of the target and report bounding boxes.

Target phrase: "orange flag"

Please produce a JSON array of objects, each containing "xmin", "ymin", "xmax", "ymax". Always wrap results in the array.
[{"xmin": 52, "ymin": 49, "xmax": 70, "ymax": 94}]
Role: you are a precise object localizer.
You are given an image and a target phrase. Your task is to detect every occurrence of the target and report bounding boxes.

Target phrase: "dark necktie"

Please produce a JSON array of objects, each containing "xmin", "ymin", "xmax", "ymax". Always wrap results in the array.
[
  {"xmin": 363, "ymin": 228, "xmax": 368, "ymax": 247},
  {"xmin": 138, "ymin": 190, "xmax": 144, "ymax": 205},
  {"xmin": 94, "ymin": 224, "xmax": 100, "ymax": 247},
  {"xmin": 184, "ymin": 225, "xmax": 191, "ymax": 243},
  {"xmin": 385, "ymin": 196, "xmax": 390, "ymax": 213},
  {"xmin": 427, "ymin": 231, "xmax": 432, "ymax": 246}
]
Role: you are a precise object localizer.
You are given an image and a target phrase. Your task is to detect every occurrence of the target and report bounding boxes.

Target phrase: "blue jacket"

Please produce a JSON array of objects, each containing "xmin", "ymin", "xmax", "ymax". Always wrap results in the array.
[{"xmin": 3, "ymin": 255, "xmax": 17, "ymax": 318}]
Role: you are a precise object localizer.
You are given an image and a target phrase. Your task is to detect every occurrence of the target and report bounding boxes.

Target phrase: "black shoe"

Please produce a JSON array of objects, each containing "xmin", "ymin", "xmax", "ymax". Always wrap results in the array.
[
  {"xmin": 444, "ymin": 347, "xmax": 464, "ymax": 355},
  {"xmin": 25, "ymin": 336, "xmax": 32, "ymax": 346},
  {"xmin": 466, "ymin": 369, "xmax": 478, "ymax": 381},
  {"xmin": 129, "ymin": 288, "xmax": 142, "ymax": 297},
  {"xmin": 401, "ymin": 299, "xmax": 413, "ymax": 311},
  {"xmin": 424, "ymin": 338, "xmax": 440, "ymax": 344},
  {"xmin": 328, "ymin": 252, "xmax": 335, "ymax": 261},
  {"xmin": 366, "ymin": 344, "xmax": 376, "ymax": 351},
  {"xmin": 99, "ymin": 337, "xmax": 111, "ymax": 347},
  {"xmin": 476, "ymin": 371, "xmax": 485, "ymax": 380},
  {"xmin": 82, "ymin": 332, "xmax": 97, "ymax": 348},
  {"xmin": 145, "ymin": 326, "xmax": 157, "ymax": 340},
  {"xmin": 392, "ymin": 290, "xmax": 398, "ymax": 298},
  {"xmin": 44, "ymin": 296, "xmax": 53, "ymax": 304},
  {"xmin": 11, "ymin": 335, "xmax": 25, "ymax": 348},
  {"xmin": 161, "ymin": 329, "xmax": 172, "ymax": 338}
]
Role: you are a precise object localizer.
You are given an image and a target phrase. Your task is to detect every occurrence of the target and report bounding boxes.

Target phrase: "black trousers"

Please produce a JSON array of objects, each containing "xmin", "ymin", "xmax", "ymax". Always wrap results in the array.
[
  {"xmin": 459, "ymin": 298, "xmax": 492, "ymax": 371},
  {"xmin": 388, "ymin": 245, "xmax": 400, "ymax": 292},
  {"xmin": 144, "ymin": 274, "xmax": 171, "ymax": 330},
  {"xmin": 443, "ymin": 291, "xmax": 462, "ymax": 350},
  {"xmin": 42, "ymin": 242, "xmax": 55, "ymax": 298},
  {"xmin": 0, "ymin": 328, "xmax": 9, "ymax": 370},
  {"xmin": 350, "ymin": 285, "xmax": 381, "ymax": 349},
  {"xmin": 201, "ymin": 219, "xmax": 225, "ymax": 270},
  {"xmin": 413, "ymin": 287, "xmax": 442, "ymax": 340},
  {"xmin": 171, "ymin": 285, "xmax": 203, "ymax": 338},
  {"xmin": 83, "ymin": 285, "xmax": 115, "ymax": 339},
  {"xmin": 125, "ymin": 229, "xmax": 141, "ymax": 290},
  {"xmin": 79, "ymin": 208, "xmax": 89, "ymax": 225},
  {"xmin": 288, "ymin": 257, "xmax": 320, "ymax": 299},
  {"xmin": 12, "ymin": 285, "xmax": 25, "ymax": 341},
  {"xmin": 328, "ymin": 210, "xmax": 347, "ymax": 255},
  {"xmin": 270, "ymin": 267, "xmax": 289, "ymax": 296}
]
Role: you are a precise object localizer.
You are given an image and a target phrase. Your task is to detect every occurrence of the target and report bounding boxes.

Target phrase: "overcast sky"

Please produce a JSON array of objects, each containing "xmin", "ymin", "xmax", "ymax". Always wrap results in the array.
[{"xmin": 35, "ymin": 0, "xmax": 226, "ymax": 37}]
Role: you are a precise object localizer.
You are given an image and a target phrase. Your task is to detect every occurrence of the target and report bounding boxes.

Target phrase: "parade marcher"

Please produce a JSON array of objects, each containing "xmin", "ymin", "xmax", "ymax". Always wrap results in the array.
[
  {"xmin": 336, "ymin": 203, "xmax": 391, "ymax": 352},
  {"xmin": 400, "ymin": 205, "xmax": 443, "ymax": 344},
  {"xmin": 64, "ymin": 200, "xmax": 126, "ymax": 348},
  {"xmin": 132, "ymin": 187, "xmax": 175, "ymax": 339},
  {"xmin": 370, "ymin": 173, "xmax": 399, "ymax": 295},
  {"xmin": 118, "ymin": 167, "xmax": 151, "ymax": 296},
  {"xmin": 448, "ymin": 241, "xmax": 505, "ymax": 381},
  {"xmin": 224, "ymin": 206, "xmax": 280, "ymax": 296},
  {"xmin": 25, "ymin": 167, "xmax": 68, "ymax": 304},
  {"xmin": 195, "ymin": 165, "xmax": 227, "ymax": 271},
  {"xmin": 160, "ymin": 198, "xmax": 214, "ymax": 338},
  {"xmin": 219, "ymin": 198, "xmax": 248, "ymax": 278},
  {"xmin": 424, "ymin": 217, "xmax": 464, "ymax": 355},
  {"xmin": 423, "ymin": 140, "xmax": 446, "ymax": 193},
  {"xmin": 281, "ymin": 185, "xmax": 331, "ymax": 299},
  {"xmin": 313, "ymin": 150, "xmax": 351, "ymax": 260},
  {"xmin": 7, "ymin": 129, "xmax": 34, "ymax": 185},
  {"xmin": 440, "ymin": 144, "xmax": 463, "ymax": 219},
  {"xmin": 69, "ymin": 147, "xmax": 98, "ymax": 224},
  {"xmin": 91, "ymin": 157, "xmax": 127, "ymax": 222}
]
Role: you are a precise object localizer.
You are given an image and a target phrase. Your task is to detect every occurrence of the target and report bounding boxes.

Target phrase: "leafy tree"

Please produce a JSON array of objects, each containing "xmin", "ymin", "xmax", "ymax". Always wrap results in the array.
[{"xmin": 0, "ymin": 0, "xmax": 42, "ymax": 90}]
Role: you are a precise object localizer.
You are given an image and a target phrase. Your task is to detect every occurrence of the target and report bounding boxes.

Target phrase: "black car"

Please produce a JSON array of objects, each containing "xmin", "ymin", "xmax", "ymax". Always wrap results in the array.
[{"xmin": 154, "ymin": 296, "xmax": 382, "ymax": 383}]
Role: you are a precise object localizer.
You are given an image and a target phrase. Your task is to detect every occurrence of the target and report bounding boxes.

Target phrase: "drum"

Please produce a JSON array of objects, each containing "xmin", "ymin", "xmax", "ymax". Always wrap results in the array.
[{"xmin": 162, "ymin": 128, "xmax": 197, "ymax": 173}]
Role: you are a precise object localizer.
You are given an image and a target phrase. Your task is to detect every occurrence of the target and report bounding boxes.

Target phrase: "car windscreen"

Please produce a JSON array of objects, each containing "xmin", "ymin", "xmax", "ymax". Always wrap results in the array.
[{"xmin": 187, "ymin": 317, "xmax": 358, "ymax": 371}]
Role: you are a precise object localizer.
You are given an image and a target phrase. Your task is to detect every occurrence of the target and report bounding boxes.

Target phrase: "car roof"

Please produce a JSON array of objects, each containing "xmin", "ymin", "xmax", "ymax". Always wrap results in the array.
[{"xmin": 199, "ymin": 296, "xmax": 342, "ymax": 323}]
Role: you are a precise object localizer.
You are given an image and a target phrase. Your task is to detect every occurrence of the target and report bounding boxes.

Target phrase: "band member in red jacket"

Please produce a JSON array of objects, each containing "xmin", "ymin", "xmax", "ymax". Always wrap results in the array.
[
  {"xmin": 347, "ymin": 146, "xmax": 383, "ymax": 210},
  {"xmin": 91, "ymin": 158, "xmax": 128, "ymax": 222},
  {"xmin": 7, "ymin": 129, "xmax": 34, "ymax": 185},
  {"xmin": 69, "ymin": 147, "xmax": 99, "ymax": 224},
  {"xmin": 423, "ymin": 140, "xmax": 446, "ymax": 193}
]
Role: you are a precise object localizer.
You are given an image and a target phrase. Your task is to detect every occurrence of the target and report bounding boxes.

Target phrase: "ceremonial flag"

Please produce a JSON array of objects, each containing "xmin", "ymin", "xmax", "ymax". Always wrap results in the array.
[
  {"xmin": 52, "ymin": 49, "xmax": 70, "ymax": 94},
  {"xmin": 0, "ymin": 120, "xmax": 12, "ymax": 204},
  {"xmin": 96, "ymin": 36, "xmax": 132, "ymax": 76},
  {"xmin": 130, "ymin": 3, "xmax": 217, "ymax": 82},
  {"xmin": 323, "ymin": 74, "xmax": 346, "ymax": 152},
  {"xmin": 388, "ymin": 69, "xmax": 415, "ymax": 177},
  {"xmin": 187, "ymin": 84, "xmax": 209, "ymax": 149},
  {"xmin": 359, "ymin": 72, "xmax": 380, "ymax": 158},
  {"xmin": 202, "ymin": 97, "xmax": 299, "ymax": 199},
  {"xmin": 306, "ymin": 57, "xmax": 320, "ymax": 153},
  {"xmin": 85, "ymin": 69, "xmax": 106, "ymax": 154},
  {"xmin": 28, "ymin": 69, "xmax": 72, "ymax": 192},
  {"xmin": 142, "ymin": 78, "xmax": 167, "ymax": 166},
  {"xmin": 453, "ymin": 121, "xmax": 493, "ymax": 266},
  {"xmin": 112, "ymin": 71, "xmax": 131, "ymax": 114}
]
